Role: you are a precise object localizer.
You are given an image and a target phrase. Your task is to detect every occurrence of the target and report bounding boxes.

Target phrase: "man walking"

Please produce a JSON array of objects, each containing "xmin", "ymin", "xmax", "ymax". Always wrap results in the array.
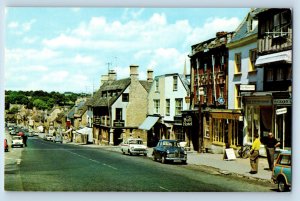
[{"xmin": 263, "ymin": 132, "xmax": 280, "ymax": 171}]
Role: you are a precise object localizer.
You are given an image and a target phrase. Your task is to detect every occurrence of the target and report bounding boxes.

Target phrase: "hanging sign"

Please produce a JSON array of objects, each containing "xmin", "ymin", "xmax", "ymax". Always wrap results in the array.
[{"xmin": 276, "ymin": 107, "xmax": 287, "ymax": 115}]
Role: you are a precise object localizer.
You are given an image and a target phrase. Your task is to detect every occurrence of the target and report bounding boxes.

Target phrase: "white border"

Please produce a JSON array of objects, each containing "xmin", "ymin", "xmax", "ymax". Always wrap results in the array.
[{"xmin": 1, "ymin": 1, "xmax": 299, "ymax": 201}]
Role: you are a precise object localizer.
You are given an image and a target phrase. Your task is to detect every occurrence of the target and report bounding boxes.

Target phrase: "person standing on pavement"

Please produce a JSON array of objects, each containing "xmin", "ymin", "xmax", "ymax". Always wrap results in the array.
[
  {"xmin": 249, "ymin": 133, "xmax": 261, "ymax": 174},
  {"xmin": 263, "ymin": 132, "xmax": 280, "ymax": 171}
]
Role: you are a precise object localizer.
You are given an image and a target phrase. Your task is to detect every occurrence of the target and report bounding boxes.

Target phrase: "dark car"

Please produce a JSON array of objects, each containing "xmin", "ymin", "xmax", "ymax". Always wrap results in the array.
[{"xmin": 152, "ymin": 139, "xmax": 187, "ymax": 164}]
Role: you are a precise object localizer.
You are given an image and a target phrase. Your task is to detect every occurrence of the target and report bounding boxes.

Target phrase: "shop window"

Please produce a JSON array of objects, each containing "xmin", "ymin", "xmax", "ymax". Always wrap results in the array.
[
  {"xmin": 212, "ymin": 119, "xmax": 225, "ymax": 144},
  {"xmin": 165, "ymin": 99, "xmax": 170, "ymax": 116},
  {"xmin": 234, "ymin": 53, "xmax": 242, "ymax": 74}
]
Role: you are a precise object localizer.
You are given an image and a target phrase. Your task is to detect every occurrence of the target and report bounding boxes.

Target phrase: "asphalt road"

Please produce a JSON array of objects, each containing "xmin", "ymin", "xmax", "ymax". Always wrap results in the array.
[{"xmin": 4, "ymin": 136, "xmax": 276, "ymax": 192}]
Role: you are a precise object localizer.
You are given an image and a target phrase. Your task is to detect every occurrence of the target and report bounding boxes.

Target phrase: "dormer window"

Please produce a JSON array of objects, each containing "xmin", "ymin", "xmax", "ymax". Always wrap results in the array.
[{"xmin": 247, "ymin": 18, "xmax": 258, "ymax": 32}]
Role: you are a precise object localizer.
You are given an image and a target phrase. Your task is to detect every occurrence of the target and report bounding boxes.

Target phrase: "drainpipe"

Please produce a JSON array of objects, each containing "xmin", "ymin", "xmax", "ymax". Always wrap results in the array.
[{"xmin": 212, "ymin": 55, "xmax": 217, "ymax": 105}]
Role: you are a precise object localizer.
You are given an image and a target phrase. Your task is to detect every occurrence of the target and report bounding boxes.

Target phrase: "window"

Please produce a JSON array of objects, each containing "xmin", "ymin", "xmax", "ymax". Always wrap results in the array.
[
  {"xmin": 115, "ymin": 108, "xmax": 122, "ymax": 120},
  {"xmin": 277, "ymin": 67, "xmax": 284, "ymax": 81},
  {"xmin": 154, "ymin": 100, "xmax": 160, "ymax": 114},
  {"xmin": 204, "ymin": 63, "xmax": 207, "ymax": 72},
  {"xmin": 235, "ymin": 85, "xmax": 241, "ymax": 109},
  {"xmin": 220, "ymin": 86, "xmax": 224, "ymax": 98},
  {"xmin": 155, "ymin": 79, "xmax": 159, "ymax": 92},
  {"xmin": 249, "ymin": 49, "xmax": 257, "ymax": 71},
  {"xmin": 235, "ymin": 53, "xmax": 242, "ymax": 73},
  {"xmin": 173, "ymin": 76, "xmax": 178, "ymax": 91},
  {"xmin": 166, "ymin": 99, "xmax": 170, "ymax": 116},
  {"xmin": 175, "ymin": 98, "xmax": 183, "ymax": 115},
  {"xmin": 122, "ymin": 93, "xmax": 129, "ymax": 102},
  {"xmin": 273, "ymin": 10, "xmax": 291, "ymax": 38},
  {"xmin": 266, "ymin": 68, "xmax": 274, "ymax": 81}
]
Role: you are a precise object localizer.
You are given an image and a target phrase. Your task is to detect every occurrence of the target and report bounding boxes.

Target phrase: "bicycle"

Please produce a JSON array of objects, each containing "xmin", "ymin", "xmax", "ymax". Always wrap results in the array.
[{"xmin": 237, "ymin": 144, "xmax": 252, "ymax": 159}]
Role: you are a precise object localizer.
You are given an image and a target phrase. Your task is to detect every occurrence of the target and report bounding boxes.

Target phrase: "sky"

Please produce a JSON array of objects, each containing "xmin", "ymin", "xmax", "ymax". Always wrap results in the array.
[{"xmin": 5, "ymin": 7, "xmax": 250, "ymax": 93}]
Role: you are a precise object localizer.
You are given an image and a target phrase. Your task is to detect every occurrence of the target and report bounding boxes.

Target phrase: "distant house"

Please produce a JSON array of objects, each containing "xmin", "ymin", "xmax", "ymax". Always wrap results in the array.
[
  {"xmin": 140, "ymin": 73, "xmax": 190, "ymax": 147},
  {"xmin": 89, "ymin": 65, "xmax": 152, "ymax": 145}
]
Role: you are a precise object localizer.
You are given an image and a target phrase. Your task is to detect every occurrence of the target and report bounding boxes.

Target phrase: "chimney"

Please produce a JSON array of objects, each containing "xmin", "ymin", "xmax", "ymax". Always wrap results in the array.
[
  {"xmin": 147, "ymin": 69, "xmax": 153, "ymax": 83},
  {"xmin": 100, "ymin": 74, "xmax": 108, "ymax": 86},
  {"xmin": 130, "ymin": 65, "xmax": 139, "ymax": 81},
  {"xmin": 108, "ymin": 70, "xmax": 117, "ymax": 81}
]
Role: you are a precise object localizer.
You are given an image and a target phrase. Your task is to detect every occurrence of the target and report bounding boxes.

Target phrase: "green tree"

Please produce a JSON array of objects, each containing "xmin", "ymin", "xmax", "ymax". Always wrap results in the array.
[{"xmin": 33, "ymin": 99, "xmax": 48, "ymax": 110}]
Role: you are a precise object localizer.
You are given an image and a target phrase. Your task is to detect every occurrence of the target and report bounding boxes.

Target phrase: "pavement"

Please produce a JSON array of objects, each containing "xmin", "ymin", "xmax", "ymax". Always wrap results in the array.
[{"xmin": 76, "ymin": 143, "xmax": 273, "ymax": 183}]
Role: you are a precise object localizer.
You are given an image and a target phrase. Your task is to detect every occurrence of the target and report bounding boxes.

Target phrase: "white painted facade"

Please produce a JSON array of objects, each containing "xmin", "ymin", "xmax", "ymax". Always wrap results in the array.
[{"xmin": 111, "ymin": 87, "xmax": 129, "ymax": 125}]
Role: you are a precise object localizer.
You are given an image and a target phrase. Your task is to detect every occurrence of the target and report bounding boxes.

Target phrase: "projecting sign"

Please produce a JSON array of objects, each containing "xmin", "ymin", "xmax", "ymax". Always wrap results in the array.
[
  {"xmin": 273, "ymin": 99, "xmax": 292, "ymax": 105},
  {"xmin": 240, "ymin": 84, "xmax": 255, "ymax": 91},
  {"xmin": 183, "ymin": 115, "xmax": 192, "ymax": 126},
  {"xmin": 276, "ymin": 108, "xmax": 287, "ymax": 115}
]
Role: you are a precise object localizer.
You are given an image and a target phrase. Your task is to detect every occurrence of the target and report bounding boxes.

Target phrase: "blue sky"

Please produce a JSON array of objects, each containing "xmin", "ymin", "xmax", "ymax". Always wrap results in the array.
[{"xmin": 5, "ymin": 7, "xmax": 250, "ymax": 93}]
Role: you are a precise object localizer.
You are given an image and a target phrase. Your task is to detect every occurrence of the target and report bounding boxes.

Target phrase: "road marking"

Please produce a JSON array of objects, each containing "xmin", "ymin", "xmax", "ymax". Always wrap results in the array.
[
  {"xmin": 66, "ymin": 150, "xmax": 118, "ymax": 170},
  {"xmin": 159, "ymin": 186, "xmax": 170, "ymax": 192}
]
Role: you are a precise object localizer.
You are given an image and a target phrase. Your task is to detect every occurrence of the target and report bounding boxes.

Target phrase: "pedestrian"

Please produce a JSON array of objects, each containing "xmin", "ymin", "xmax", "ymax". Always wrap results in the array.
[
  {"xmin": 22, "ymin": 134, "xmax": 28, "ymax": 147},
  {"xmin": 249, "ymin": 133, "xmax": 261, "ymax": 174},
  {"xmin": 262, "ymin": 132, "xmax": 280, "ymax": 171}
]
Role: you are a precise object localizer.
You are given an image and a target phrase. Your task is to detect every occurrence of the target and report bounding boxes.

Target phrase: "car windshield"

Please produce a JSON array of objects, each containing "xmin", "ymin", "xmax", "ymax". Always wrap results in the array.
[
  {"xmin": 13, "ymin": 136, "xmax": 22, "ymax": 140},
  {"xmin": 162, "ymin": 141, "xmax": 180, "ymax": 147}
]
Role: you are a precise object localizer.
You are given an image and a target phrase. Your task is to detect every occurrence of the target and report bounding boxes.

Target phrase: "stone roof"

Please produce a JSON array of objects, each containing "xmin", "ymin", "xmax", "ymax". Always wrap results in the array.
[{"xmin": 90, "ymin": 78, "xmax": 152, "ymax": 107}]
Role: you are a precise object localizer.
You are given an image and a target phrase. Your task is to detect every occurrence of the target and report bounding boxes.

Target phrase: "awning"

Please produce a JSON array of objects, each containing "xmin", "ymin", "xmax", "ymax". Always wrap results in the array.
[
  {"xmin": 138, "ymin": 116, "xmax": 159, "ymax": 130},
  {"xmin": 255, "ymin": 50, "xmax": 292, "ymax": 66}
]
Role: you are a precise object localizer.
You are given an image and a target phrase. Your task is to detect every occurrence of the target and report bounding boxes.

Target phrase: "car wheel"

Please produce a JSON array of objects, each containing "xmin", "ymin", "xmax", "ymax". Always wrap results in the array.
[
  {"xmin": 182, "ymin": 160, "xmax": 187, "ymax": 165},
  {"xmin": 161, "ymin": 156, "xmax": 167, "ymax": 164},
  {"xmin": 128, "ymin": 150, "xmax": 132, "ymax": 156},
  {"xmin": 278, "ymin": 178, "xmax": 288, "ymax": 192},
  {"xmin": 152, "ymin": 154, "xmax": 157, "ymax": 161},
  {"xmin": 144, "ymin": 153, "xmax": 147, "ymax": 156}
]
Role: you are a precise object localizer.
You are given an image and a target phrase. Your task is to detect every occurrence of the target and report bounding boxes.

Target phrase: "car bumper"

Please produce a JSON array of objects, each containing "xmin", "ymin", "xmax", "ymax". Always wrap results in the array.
[
  {"xmin": 131, "ymin": 150, "xmax": 148, "ymax": 154},
  {"xmin": 166, "ymin": 154, "xmax": 187, "ymax": 161}
]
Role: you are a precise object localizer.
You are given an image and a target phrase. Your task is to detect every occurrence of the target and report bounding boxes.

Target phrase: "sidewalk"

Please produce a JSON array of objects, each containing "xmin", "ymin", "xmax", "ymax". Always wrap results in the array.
[{"xmin": 78, "ymin": 144, "xmax": 273, "ymax": 182}]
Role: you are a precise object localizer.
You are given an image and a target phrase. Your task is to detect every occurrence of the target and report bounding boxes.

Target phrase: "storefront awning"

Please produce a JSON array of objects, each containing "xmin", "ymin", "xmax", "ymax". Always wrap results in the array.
[
  {"xmin": 255, "ymin": 50, "xmax": 292, "ymax": 66},
  {"xmin": 138, "ymin": 116, "xmax": 159, "ymax": 130}
]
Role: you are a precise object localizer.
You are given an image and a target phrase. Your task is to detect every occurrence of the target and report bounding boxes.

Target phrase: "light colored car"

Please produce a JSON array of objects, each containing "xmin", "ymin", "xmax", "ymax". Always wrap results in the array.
[
  {"xmin": 53, "ymin": 135, "xmax": 63, "ymax": 143},
  {"xmin": 45, "ymin": 134, "xmax": 55, "ymax": 141},
  {"xmin": 272, "ymin": 150, "xmax": 291, "ymax": 192},
  {"xmin": 120, "ymin": 138, "xmax": 148, "ymax": 156},
  {"xmin": 11, "ymin": 136, "xmax": 24, "ymax": 148}
]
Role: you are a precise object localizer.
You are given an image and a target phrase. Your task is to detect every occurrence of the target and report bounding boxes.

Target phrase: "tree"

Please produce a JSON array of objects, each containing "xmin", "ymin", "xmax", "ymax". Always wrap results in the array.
[{"xmin": 33, "ymin": 99, "xmax": 48, "ymax": 110}]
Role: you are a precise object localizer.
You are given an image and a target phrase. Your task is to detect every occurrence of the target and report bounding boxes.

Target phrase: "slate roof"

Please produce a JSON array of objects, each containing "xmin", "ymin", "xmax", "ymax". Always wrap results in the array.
[
  {"xmin": 67, "ymin": 101, "xmax": 86, "ymax": 119},
  {"xmin": 229, "ymin": 12, "xmax": 258, "ymax": 43}
]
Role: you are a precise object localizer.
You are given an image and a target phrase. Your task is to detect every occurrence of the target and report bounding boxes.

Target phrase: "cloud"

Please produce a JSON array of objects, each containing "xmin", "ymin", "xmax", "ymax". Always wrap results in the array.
[
  {"xmin": 73, "ymin": 54, "xmax": 94, "ymax": 65},
  {"xmin": 8, "ymin": 21, "xmax": 19, "ymax": 29}
]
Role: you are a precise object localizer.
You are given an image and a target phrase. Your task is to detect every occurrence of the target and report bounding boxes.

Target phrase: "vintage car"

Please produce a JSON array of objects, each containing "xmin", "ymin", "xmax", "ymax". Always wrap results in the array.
[
  {"xmin": 272, "ymin": 150, "xmax": 291, "ymax": 192},
  {"xmin": 4, "ymin": 139, "xmax": 9, "ymax": 152},
  {"xmin": 53, "ymin": 135, "xmax": 63, "ymax": 143},
  {"xmin": 152, "ymin": 139, "xmax": 187, "ymax": 164},
  {"xmin": 46, "ymin": 134, "xmax": 55, "ymax": 141},
  {"xmin": 120, "ymin": 138, "xmax": 148, "ymax": 156},
  {"xmin": 11, "ymin": 136, "xmax": 24, "ymax": 148}
]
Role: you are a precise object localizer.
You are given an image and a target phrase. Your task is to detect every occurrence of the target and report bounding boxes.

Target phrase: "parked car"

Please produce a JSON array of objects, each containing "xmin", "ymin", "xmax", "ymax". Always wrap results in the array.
[
  {"xmin": 120, "ymin": 138, "xmax": 148, "ymax": 156},
  {"xmin": 152, "ymin": 139, "xmax": 187, "ymax": 164},
  {"xmin": 11, "ymin": 136, "xmax": 24, "ymax": 148},
  {"xmin": 45, "ymin": 134, "xmax": 54, "ymax": 141},
  {"xmin": 4, "ymin": 139, "xmax": 9, "ymax": 152},
  {"xmin": 272, "ymin": 150, "xmax": 291, "ymax": 192},
  {"xmin": 53, "ymin": 135, "xmax": 63, "ymax": 143}
]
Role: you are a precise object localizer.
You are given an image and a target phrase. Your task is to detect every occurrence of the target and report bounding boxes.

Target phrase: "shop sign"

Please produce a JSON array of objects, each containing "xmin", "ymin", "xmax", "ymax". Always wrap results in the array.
[
  {"xmin": 240, "ymin": 84, "xmax": 255, "ymax": 91},
  {"xmin": 244, "ymin": 97, "xmax": 272, "ymax": 106},
  {"xmin": 183, "ymin": 115, "xmax": 192, "ymax": 126},
  {"xmin": 276, "ymin": 108, "xmax": 287, "ymax": 115},
  {"xmin": 273, "ymin": 99, "xmax": 292, "ymax": 105}
]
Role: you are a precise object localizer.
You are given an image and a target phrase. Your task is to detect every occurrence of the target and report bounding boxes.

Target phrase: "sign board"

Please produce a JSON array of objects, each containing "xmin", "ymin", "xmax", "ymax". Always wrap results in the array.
[
  {"xmin": 223, "ymin": 148, "xmax": 236, "ymax": 160},
  {"xmin": 183, "ymin": 115, "xmax": 192, "ymax": 126},
  {"xmin": 276, "ymin": 107, "xmax": 287, "ymax": 115},
  {"xmin": 240, "ymin": 84, "xmax": 255, "ymax": 91},
  {"xmin": 273, "ymin": 99, "xmax": 292, "ymax": 105},
  {"xmin": 217, "ymin": 97, "xmax": 225, "ymax": 105}
]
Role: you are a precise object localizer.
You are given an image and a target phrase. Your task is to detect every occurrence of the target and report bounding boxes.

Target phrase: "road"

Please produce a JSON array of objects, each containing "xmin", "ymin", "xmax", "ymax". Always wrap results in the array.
[{"xmin": 4, "ymin": 134, "xmax": 276, "ymax": 192}]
